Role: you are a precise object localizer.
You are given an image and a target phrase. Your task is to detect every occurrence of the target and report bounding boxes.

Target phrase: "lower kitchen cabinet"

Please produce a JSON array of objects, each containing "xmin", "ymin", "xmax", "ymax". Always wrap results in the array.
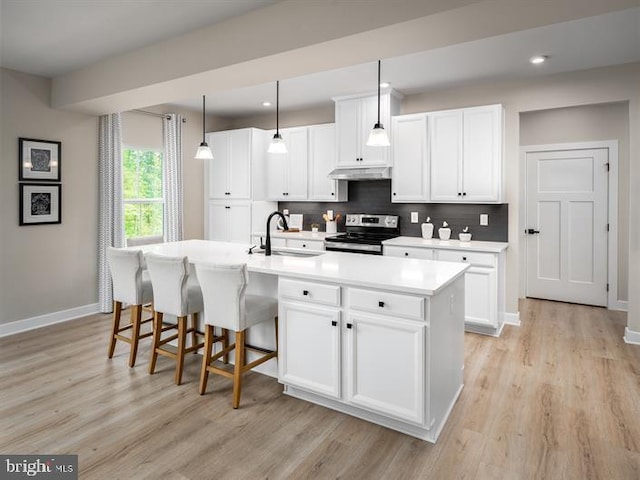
[
  {"xmin": 464, "ymin": 267, "xmax": 497, "ymax": 328},
  {"xmin": 206, "ymin": 201, "xmax": 250, "ymax": 243},
  {"xmin": 346, "ymin": 312, "xmax": 425, "ymax": 424},
  {"xmin": 278, "ymin": 301, "xmax": 341, "ymax": 399}
]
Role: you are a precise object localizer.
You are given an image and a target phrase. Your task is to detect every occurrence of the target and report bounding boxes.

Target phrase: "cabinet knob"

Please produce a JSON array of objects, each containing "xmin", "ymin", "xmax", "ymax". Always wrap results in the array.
[
  {"xmin": 225, "ymin": 206, "xmax": 231, "ymax": 209},
  {"xmin": 302, "ymin": 244, "xmax": 306, "ymax": 248},
  {"xmin": 404, "ymin": 252, "xmax": 409, "ymax": 256},
  {"xmin": 378, "ymin": 301, "xmax": 385, "ymax": 308},
  {"xmin": 462, "ymin": 256, "xmax": 467, "ymax": 261},
  {"xmin": 331, "ymin": 320, "xmax": 337, "ymax": 327},
  {"xmin": 347, "ymin": 323, "xmax": 353, "ymax": 329},
  {"xmin": 457, "ymin": 192, "xmax": 462, "ymax": 196},
  {"xmin": 303, "ymin": 290, "xmax": 309, "ymax": 296},
  {"xmin": 331, "ymin": 192, "xmax": 335, "ymax": 196},
  {"xmin": 393, "ymin": 192, "xmax": 397, "ymax": 196},
  {"xmin": 462, "ymin": 192, "xmax": 467, "ymax": 196}
]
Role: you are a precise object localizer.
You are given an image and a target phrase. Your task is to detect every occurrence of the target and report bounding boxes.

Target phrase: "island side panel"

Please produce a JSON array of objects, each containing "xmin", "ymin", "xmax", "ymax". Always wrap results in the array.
[{"xmin": 427, "ymin": 274, "xmax": 465, "ymax": 441}]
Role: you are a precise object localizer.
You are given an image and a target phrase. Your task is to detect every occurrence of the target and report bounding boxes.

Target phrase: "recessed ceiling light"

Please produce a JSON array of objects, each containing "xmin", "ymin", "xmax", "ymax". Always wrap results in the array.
[
  {"xmin": 262, "ymin": 101, "xmax": 271, "ymax": 107},
  {"xmin": 379, "ymin": 82, "xmax": 390, "ymax": 88},
  {"xmin": 530, "ymin": 55, "xmax": 547, "ymax": 65}
]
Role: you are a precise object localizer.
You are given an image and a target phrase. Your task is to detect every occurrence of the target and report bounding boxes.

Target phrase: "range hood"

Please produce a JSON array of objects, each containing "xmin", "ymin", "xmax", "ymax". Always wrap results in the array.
[{"xmin": 328, "ymin": 166, "xmax": 391, "ymax": 181}]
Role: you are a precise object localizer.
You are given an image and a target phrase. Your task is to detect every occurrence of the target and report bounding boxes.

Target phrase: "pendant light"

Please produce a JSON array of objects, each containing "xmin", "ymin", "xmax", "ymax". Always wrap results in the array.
[
  {"xmin": 194, "ymin": 95, "xmax": 214, "ymax": 160},
  {"xmin": 268, "ymin": 80, "xmax": 288, "ymax": 154},
  {"xmin": 366, "ymin": 60, "xmax": 390, "ymax": 147}
]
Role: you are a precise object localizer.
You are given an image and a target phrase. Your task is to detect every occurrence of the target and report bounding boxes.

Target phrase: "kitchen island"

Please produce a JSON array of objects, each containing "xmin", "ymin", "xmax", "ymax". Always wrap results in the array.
[{"xmin": 138, "ymin": 239, "xmax": 468, "ymax": 442}]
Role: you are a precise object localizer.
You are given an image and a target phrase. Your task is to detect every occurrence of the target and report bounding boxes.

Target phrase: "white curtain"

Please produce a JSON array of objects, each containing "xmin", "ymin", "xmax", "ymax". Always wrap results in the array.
[
  {"xmin": 98, "ymin": 113, "xmax": 124, "ymax": 313},
  {"xmin": 162, "ymin": 114, "xmax": 184, "ymax": 242}
]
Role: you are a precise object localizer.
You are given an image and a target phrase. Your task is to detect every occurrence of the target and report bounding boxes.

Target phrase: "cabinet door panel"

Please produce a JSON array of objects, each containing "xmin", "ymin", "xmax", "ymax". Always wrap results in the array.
[
  {"xmin": 228, "ymin": 130, "xmax": 251, "ymax": 199},
  {"xmin": 429, "ymin": 111, "xmax": 463, "ymax": 202},
  {"xmin": 279, "ymin": 303, "xmax": 341, "ymax": 399},
  {"xmin": 308, "ymin": 124, "xmax": 339, "ymax": 200},
  {"xmin": 335, "ymin": 99, "xmax": 360, "ymax": 167},
  {"xmin": 266, "ymin": 145, "xmax": 288, "ymax": 200},
  {"xmin": 207, "ymin": 202, "xmax": 228, "ymax": 241},
  {"xmin": 227, "ymin": 203, "xmax": 251, "ymax": 244},
  {"xmin": 208, "ymin": 133, "xmax": 229, "ymax": 199},
  {"xmin": 285, "ymin": 128, "xmax": 308, "ymax": 200},
  {"xmin": 347, "ymin": 313, "xmax": 425, "ymax": 424},
  {"xmin": 465, "ymin": 267, "xmax": 497, "ymax": 327},
  {"xmin": 463, "ymin": 106, "xmax": 501, "ymax": 201},
  {"xmin": 391, "ymin": 114, "xmax": 428, "ymax": 201}
]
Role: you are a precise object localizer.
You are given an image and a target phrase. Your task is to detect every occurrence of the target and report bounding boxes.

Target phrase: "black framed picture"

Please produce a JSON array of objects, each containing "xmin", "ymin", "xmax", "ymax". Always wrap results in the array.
[
  {"xmin": 19, "ymin": 137, "xmax": 61, "ymax": 182},
  {"xmin": 19, "ymin": 183, "xmax": 62, "ymax": 226}
]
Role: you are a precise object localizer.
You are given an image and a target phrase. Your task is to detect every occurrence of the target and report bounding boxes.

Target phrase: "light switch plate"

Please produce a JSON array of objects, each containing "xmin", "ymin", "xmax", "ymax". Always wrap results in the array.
[
  {"xmin": 411, "ymin": 212, "xmax": 419, "ymax": 223},
  {"xmin": 480, "ymin": 214, "xmax": 489, "ymax": 226}
]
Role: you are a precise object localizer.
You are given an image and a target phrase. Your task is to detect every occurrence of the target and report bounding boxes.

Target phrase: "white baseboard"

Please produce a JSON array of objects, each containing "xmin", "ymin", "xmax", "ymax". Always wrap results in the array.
[
  {"xmin": 502, "ymin": 311, "xmax": 521, "ymax": 326},
  {"xmin": 610, "ymin": 300, "xmax": 628, "ymax": 312},
  {"xmin": 624, "ymin": 327, "xmax": 640, "ymax": 345},
  {"xmin": 0, "ymin": 303, "xmax": 101, "ymax": 338}
]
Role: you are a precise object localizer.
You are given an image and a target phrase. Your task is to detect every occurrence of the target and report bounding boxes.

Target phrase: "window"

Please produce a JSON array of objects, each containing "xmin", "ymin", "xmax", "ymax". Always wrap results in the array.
[{"xmin": 122, "ymin": 148, "xmax": 163, "ymax": 241}]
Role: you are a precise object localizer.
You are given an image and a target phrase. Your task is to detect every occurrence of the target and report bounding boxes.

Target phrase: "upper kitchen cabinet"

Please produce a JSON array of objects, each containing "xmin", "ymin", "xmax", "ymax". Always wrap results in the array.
[
  {"xmin": 391, "ymin": 113, "xmax": 429, "ymax": 202},
  {"xmin": 334, "ymin": 91, "xmax": 401, "ymax": 167},
  {"xmin": 266, "ymin": 127, "xmax": 308, "ymax": 201},
  {"xmin": 207, "ymin": 128, "xmax": 265, "ymax": 200},
  {"xmin": 308, "ymin": 124, "xmax": 348, "ymax": 201},
  {"xmin": 429, "ymin": 104, "xmax": 503, "ymax": 203}
]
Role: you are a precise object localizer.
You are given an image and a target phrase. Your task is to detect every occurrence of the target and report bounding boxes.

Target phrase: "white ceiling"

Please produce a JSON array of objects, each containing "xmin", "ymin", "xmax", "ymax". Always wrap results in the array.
[{"xmin": 0, "ymin": 2, "xmax": 638, "ymax": 118}]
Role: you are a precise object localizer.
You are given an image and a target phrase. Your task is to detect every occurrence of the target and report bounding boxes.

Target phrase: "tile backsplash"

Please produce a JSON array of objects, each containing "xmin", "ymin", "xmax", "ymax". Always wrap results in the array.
[{"xmin": 278, "ymin": 180, "xmax": 508, "ymax": 241}]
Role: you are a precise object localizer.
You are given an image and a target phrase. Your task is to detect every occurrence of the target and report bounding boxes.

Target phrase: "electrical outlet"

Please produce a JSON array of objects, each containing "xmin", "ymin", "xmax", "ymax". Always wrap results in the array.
[
  {"xmin": 480, "ymin": 214, "xmax": 489, "ymax": 226},
  {"xmin": 411, "ymin": 212, "xmax": 419, "ymax": 223},
  {"xmin": 283, "ymin": 209, "xmax": 289, "ymax": 215}
]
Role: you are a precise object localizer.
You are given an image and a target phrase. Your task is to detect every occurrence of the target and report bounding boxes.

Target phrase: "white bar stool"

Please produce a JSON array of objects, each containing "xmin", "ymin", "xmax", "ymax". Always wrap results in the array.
[
  {"xmin": 195, "ymin": 262, "xmax": 278, "ymax": 409},
  {"xmin": 106, "ymin": 247, "xmax": 154, "ymax": 367},
  {"xmin": 145, "ymin": 253, "xmax": 206, "ymax": 385}
]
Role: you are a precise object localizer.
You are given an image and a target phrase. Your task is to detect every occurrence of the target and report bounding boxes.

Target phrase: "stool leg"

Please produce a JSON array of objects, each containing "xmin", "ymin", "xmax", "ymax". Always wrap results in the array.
[
  {"xmin": 232, "ymin": 330, "xmax": 246, "ymax": 409},
  {"xmin": 222, "ymin": 328, "xmax": 229, "ymax": 364},
  {"xmin": 175, "ymin": 316, "xmax": 187, "ymax": 385},
  {"xmin": 108, "ymin": 301, "xmax": 122, "ymax": 358},
  {"xmin": 149, "ymin": 311, "xmax": 163, "ymax": 375},
  {"xmin": 129, "ymin": 304, "xmax": 142, "ymax": 368},
  {"xmin": 199, "ymin": 325, "xmax": 214, "ymax": 395},
  {"xmin": 191, "ymin": 312, "xmax": 199, "ymax": 354}
]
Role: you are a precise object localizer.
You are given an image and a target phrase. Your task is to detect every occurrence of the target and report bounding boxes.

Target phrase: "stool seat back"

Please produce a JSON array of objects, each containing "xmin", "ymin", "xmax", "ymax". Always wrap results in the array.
[{"xmin": 196, "ymin": 263, "xmax": 248, "ymax": 331}]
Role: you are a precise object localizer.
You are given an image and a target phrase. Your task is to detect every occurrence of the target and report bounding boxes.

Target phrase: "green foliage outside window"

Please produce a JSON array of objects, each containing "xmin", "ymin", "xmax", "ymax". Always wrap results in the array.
[{"xmin": 123, "ymin": 149, "xmax": 163, "ymax": 239}]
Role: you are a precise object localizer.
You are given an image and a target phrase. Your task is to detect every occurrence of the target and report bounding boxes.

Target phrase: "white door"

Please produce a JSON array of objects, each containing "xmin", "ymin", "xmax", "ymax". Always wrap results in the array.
[
  {"xmin": 308, "ymin": 124, "xmax": 338, "ymax": 200},
  {"xmin": 346, "ymin": 313, "xmax": 425, "ymax": 425},
  {"xmin": 227, "ymin": 203, "xmax": 251, "ymax": 244},
  {"xmin": 429, "ymin": 110, "xmax": 463, "ymax": 202},
  {"xmin": 207, "ymin": 132, "xmax": 229, "ymax": 199},
  {"xmin": 278, "ymin": 302, "xmax": 341, "ymax": 399},
  {"xmin": 526, "ymin": 148, "xmax": 608, "ymax": 306},
  {"xmin": 207, "ymin": 202, "xmax": 228, "ymax": 241},
  {"xmin": 391, "ymin": 114, "xmax": 429, "ymax": 202},
  {"xmin": 335, "ymin": 98, "xmax": 360, "ymax": 167},
  {"xmin": 285, "ymin": 128, "xmax": 308, "ymax": 200},
  {"xmin": 228, "ymin": 129, "xmax": 251, "ymax": 199}
]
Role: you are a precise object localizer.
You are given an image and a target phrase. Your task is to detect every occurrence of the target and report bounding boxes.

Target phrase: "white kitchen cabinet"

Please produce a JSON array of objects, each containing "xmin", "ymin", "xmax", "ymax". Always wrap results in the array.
[
  {"xmin": 206, "ymin": 201, "xmax": 251, "ymax": 243},
  {"xmin": 334, "ymin": 92, "xmax": 401, "ymax": 167},
  {"xmin": 391, "ymin": 113, "xmax": 429, "ymax": 202},
  {"xmin": 435, "ymin": 249, "xmax": 499, "ymax": 330},
  {"xmin": 207, "ymin": 128, "xmax": 254, "ymax": 200},
  {"xmin": 308, "ymin": 124, "xmax": 348, "ymax": 201},
  {"xmin": 384, "ymin": 245, "xmax": 434, "ymax": 260},
  {"xmin": 346, "ymin": 312, "xmax": 425, "ymax": 424},
  {"xmin": 429, "ymin": 104, "xmax": 503, "ymax": 203},
  {"xmin": 266, "ymin": 127, "xmax": 308, "ymax": 201}
]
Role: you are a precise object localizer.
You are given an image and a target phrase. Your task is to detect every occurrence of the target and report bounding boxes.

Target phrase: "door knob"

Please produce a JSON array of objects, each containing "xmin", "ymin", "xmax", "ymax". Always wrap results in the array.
[{"xmin": 527, "ymin": 228, "xmax": 540, "ymax": 234}]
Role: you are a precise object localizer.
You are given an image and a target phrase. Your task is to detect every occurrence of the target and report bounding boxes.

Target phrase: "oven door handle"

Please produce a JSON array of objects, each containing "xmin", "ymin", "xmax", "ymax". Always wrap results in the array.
[{"xmin": 324, "ymin": 241, "xmax": 382, "ymax": 253}]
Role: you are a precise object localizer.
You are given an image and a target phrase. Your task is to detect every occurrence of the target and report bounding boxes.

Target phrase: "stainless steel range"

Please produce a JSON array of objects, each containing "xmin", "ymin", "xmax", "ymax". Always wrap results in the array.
[{"xmin": 324, "ymin": 214, "xmax": 400, "ymax": 255}]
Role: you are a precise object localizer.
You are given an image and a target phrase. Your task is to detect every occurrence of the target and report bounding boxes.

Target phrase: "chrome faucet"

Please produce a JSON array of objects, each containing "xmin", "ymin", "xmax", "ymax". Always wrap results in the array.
[{"xmin": 265, "ymin": 211, "xmax": 289, "ymax": 256}]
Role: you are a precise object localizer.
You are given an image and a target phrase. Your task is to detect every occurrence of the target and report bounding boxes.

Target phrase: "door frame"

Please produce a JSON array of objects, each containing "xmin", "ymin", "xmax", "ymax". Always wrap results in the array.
[{"xmin": 519, "ymin": 140, "xmax": 624, "ymax": 310}]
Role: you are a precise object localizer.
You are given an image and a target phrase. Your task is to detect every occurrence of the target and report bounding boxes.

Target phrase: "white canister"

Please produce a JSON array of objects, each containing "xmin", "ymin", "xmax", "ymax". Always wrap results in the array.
[
  {"xmin": 421, "ymin": 223, "xmax": 434, "ymax": 239},
  {"xmin": 326, "ymin": 221, "xmax": 337, "ymax": 234},
  {"xmin": 438, "ymin": 227, "xmax": 451, "ymax": 240}
]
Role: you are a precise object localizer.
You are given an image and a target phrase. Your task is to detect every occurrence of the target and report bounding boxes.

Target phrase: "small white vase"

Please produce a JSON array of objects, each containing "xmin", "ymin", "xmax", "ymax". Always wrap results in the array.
[
  {"xmin": 421, "ymin": 223, "xmax": 434, "ymax": 239},
  {"xmin": 326, "ymin": 221, "xmax": 337, "ymax": 234},
  {"xmin": 438, "ymin": 227, "xmax": 451, "ymax": 240},
  {"xmin": 459, "ymin": 233, "xmax": 472, "ymax": 242}
]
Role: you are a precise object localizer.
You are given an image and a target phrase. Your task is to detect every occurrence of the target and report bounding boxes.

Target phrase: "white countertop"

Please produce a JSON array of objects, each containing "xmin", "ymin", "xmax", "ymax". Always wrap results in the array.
[
  {"xmin": 137, "ymin": 239, "xmax": 469, "ymax": 296},
  {"xmin": 383, "ymin": 236, "xmax": 508, "ymax": 253},
  {"xmin": 251, "ymin": 231, "xmax": 330, "ymax": 241}
]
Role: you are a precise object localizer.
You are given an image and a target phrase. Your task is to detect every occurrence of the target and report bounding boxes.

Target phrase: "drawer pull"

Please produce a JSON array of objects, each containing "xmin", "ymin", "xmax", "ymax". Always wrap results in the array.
[
  {"xmin": 346, "ymin": 323, "xmax": 353, "ymax": 329},
  {"xmin": 302, "ymin": 244, "xmax": 306, "ymax": 248},
  {"xmin": 462, "ymin": 256, "xmax": 467, "ymax": 261},
  {"xmin": 303, "ymin": 290, "xmax": 309, "ymax": 296},
  {"xmin": 331, "ymin": 320, "xmax": 337, "ymax": 327},
  {"xmin": 378, "ymin": 301, "xmax": 385, "ymax": 308},
  {"xmin": 404, "ymin": 252, "xmax": 409, "ymax": 256}
]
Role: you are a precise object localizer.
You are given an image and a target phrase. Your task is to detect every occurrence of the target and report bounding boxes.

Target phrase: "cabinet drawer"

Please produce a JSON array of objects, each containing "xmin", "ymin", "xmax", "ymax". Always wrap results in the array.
[
  {"xmin": 384, "ymin": 245, "xmax": 434, "ymax": 260},
  {"xmin": 348, "ymin": 288, "xmax": 425, "ymax": 321},
  {"xmin": 436, "ymin": 250, "xmax": 496, "ymax": 268},
  {"xmin": 279, "ymin": 278, "xmax": 341, "ymax": 306},
  {"xmin": 286, "ymin": 239, "xmax": 325, "ymax": 251}
]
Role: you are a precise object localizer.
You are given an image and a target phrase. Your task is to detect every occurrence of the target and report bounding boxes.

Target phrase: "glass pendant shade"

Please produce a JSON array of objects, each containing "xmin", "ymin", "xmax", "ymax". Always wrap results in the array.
[
  {"xmin": 194, "ymin": 95, "xmax": 214, "ymax": 159},
  {"xmin": 195, "ymin": 142, "xmax": 214, "ymax": 160},
  {"xmin": 367, "ymin": 123, "xmax": 390, "ymax": 147},
  {"xmin": 268, "ymin": 133, "xmax": 288, "ymax": 154}
]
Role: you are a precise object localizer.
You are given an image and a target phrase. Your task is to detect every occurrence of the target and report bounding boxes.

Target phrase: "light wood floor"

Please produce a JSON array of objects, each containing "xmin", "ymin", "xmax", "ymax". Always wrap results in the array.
[{"xmin": 1, "ymin": 299, "xmax": 639, "ymax": 479}]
